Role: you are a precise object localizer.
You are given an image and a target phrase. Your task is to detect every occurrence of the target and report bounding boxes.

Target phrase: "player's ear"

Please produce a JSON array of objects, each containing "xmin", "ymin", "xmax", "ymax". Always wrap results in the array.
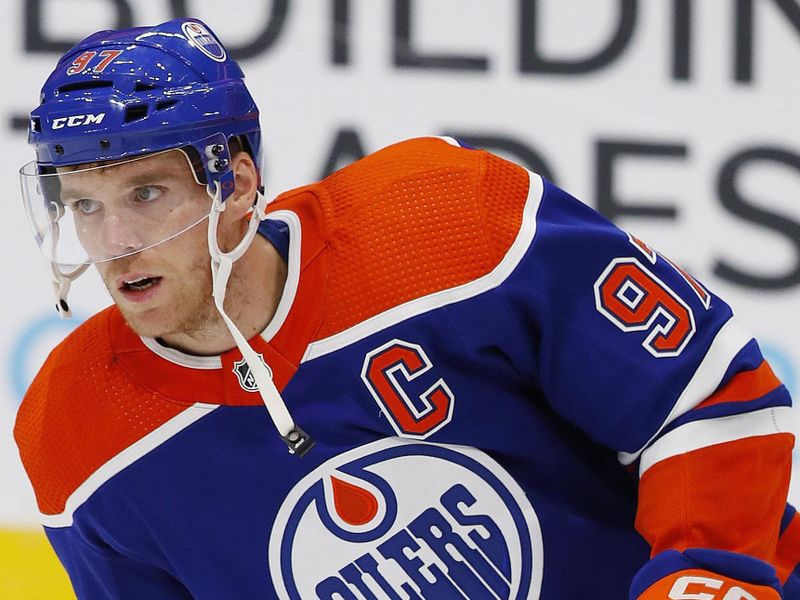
[{"xmin": 225, "ymin": 151, "xmax": 259, "ymax": 221}]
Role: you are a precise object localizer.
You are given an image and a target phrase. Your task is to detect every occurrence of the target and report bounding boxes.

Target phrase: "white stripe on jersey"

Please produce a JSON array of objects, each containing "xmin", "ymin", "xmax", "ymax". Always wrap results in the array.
[
  {"xmin": 304, "ymin": 169, "xmax": 545, "ymax": 361},
  {"xmin": 41, "ymin": 403, "xmax": 219, "ymax": 528},
  {"xmin": 618, "ymin": 317, "xmax": 753, "ymax": 466},
  {"xmin": 432, "ymin": 136, "xmax": 463, "ymax": 147},
  {"xmin": 638, "ymin": 405, "xmax": 792, "ymax": 476}
]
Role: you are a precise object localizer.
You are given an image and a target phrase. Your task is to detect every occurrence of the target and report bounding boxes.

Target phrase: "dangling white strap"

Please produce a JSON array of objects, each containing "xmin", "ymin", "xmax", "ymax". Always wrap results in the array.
[
  {"xmin": 47, "ymin": 196, "xmax": 88, "ymax": 318},
  {"xmin": 207, "ymin": 183, "xmax": 314, "ymax": 456},
  {"xmin": 51, "ymin": 262, "xmax": 88, "ymax": 318}
]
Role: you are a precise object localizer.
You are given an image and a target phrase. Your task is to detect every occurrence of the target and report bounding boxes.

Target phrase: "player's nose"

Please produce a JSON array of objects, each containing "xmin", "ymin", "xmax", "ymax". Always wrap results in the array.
[{"xmin": 100, "ymin": 212, "xmax": 146, "ymax": 257}]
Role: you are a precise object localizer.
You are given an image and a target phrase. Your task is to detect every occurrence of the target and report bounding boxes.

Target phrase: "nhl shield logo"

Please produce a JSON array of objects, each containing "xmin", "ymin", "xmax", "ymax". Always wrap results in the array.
[
  {"xmin": 181, "ymin": 21, "xmax": 227, "ymax": 62},
  {"xmin": 268, "ymin": 438, "xmax": 544, "ymax": 599},
  {"xmin": 233, "ymin": 355, "xmax": 272, "ymax": 392}
]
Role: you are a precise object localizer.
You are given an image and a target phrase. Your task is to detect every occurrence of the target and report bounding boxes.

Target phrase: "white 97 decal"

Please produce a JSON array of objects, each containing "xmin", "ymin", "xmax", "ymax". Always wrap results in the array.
[{"xmin": 594, "ymin": 258, "xmax": 696, "ymax": 358}]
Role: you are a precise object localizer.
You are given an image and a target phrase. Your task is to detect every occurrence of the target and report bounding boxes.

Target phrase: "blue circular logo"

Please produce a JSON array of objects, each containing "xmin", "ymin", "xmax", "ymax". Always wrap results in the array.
[
  {"xmin": 181, "ymin": 22, "xmax": 227, "ymax": 62},
  {"xmin": 269, "ymin": 438, "xmax": 544, "ymax": 599}
]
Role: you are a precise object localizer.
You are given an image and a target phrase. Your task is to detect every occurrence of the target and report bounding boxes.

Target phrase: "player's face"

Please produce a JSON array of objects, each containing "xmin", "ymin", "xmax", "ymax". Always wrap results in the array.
[{"xmin": 57, "ymin": 150, "xmax": 219, "ymax": 338}]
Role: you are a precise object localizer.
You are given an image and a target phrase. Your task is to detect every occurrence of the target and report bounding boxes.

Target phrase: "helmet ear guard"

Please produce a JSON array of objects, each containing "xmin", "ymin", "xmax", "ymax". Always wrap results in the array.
[{"xmin": 190, "ymin": 132, "xmax": 237, "ymax": 202}]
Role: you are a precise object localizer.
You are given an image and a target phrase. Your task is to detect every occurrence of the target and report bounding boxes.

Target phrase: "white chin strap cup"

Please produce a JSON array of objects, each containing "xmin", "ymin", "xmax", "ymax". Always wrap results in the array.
[
  {"xmin": 52, "ymin": 262, "xmax": 88, "ymax": 319},
  {"xmin": 207, "ymin": 182, "xmax": 314, "ymax": 457},
  {"xmin": 48, "ymin": 196, "xmax": 89, "ymax": 319}
]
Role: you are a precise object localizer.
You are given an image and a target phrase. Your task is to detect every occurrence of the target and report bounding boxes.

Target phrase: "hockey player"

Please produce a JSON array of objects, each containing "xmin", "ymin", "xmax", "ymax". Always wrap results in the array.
[{"xmin": 14, "ymin": 18, "xmax": 800, "ymax": 599}]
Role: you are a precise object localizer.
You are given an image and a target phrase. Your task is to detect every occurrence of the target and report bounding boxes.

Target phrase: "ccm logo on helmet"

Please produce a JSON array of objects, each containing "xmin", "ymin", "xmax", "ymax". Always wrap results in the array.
[{"xmin": 51, "ymin": 113, "xmax": 106, "ymax": 130}]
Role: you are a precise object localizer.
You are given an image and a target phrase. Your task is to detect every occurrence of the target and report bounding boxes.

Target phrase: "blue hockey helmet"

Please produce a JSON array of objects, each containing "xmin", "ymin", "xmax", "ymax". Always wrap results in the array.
[
  {"xmin": 21, "ymin": 18, "xmax": 264, "ymax": 268},
  {"xmin": 19, "ymin": 19, "xmax": 268, "ymax": 311},
  {"xmin": 27, "ymin": 18, "xmax": 261, "ymax": 186}
]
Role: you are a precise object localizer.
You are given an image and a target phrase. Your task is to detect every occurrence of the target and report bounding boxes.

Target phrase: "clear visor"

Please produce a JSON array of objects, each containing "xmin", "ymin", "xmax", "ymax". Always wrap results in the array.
[{"xmin": 20, "ymin": 148, "xmax": 212, "ymax": 268}]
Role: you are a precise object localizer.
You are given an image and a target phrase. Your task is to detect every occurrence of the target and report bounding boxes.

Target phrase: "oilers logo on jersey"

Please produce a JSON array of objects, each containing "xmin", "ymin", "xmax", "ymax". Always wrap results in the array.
[{"xmin": 268, "ymin": 438, "xmax": 544, "ymax": 599}]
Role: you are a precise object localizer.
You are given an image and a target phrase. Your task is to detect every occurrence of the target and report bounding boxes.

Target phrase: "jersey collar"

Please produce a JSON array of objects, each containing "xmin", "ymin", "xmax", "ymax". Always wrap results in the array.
[{"xmin": 109, "ymin": 189, "xmax": 329, "ymax": 406}]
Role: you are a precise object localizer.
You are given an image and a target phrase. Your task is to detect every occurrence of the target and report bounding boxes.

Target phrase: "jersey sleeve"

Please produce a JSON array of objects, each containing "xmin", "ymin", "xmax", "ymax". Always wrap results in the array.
[
  {"xmin": 13, "ymin": 309, "xmax": 205, "ymax": 600},
  {"xmin": 46, "ymin": 523, "xmax": 193, "ymax": 599},
  {"xmin": 488, "ymin": 175, "xmax": 794, "ymax": 591}
]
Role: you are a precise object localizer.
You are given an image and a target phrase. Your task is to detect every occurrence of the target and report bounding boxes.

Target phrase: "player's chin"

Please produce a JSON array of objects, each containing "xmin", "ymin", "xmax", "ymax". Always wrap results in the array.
[
  {"xmin": 110, "ymin": 284, "xmax": 172, "ymax": 334},
  {"xmin": 117, "ymin": 304, "xmax": 177, "ymax": 339}
]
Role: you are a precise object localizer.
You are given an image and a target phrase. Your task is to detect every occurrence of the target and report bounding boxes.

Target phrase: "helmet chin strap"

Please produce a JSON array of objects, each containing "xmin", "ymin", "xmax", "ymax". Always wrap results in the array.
[
  {"xmin": 206, "ymin": 181, "xmax": 315, "ymax": 457},
  {"xmin": 48, "ymin": 196, "xmax": 88, "ymax": 318},
  {"xmin": 52, "ymin": 262, "xmax": 88, "ymax": 318}
]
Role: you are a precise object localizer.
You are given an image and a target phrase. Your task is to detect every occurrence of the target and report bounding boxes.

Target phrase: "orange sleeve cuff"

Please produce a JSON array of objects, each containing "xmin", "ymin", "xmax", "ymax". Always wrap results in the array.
[{"xmin": 636, "ymin": 433, "xmax": 794, "ymax": 562}]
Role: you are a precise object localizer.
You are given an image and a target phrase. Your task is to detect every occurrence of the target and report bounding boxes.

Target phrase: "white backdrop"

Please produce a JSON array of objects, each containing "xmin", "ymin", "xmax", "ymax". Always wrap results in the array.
[{"xmin": 1, "ymin": 0, "xmax": 799, "ymax": 526}]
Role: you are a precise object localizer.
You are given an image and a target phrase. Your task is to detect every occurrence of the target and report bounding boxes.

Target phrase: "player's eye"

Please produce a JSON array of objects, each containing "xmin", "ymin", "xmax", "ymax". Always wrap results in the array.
[
  {"xmin": 135, "ymin": 186, "xmax": 161, "ymax": 202},
  {"xmin": 73, "ymin": 198, "xmax": 102, "ymax": 215}
]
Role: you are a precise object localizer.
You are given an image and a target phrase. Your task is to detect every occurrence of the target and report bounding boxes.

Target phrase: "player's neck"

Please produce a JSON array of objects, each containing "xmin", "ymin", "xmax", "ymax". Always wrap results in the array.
[{"xmin": 159, "ymin": 235, "xmax": 287, "ymax": 356}]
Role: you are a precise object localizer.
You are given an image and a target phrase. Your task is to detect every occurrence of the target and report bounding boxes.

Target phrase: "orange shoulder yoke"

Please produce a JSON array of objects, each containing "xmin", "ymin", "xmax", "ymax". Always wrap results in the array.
[
  {"xmin": 14, "ymin": 307, "xmax": 190, "ymax": 517},
  {"xmin": 309, "ymin": 137, "xmax": 531, "ymax": 340}
]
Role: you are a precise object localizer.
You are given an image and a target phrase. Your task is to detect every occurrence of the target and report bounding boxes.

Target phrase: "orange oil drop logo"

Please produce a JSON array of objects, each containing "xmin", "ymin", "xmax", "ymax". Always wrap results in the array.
[{"xmin": 330, "ymin": 476, "xmax": 379, "ymax": 527}]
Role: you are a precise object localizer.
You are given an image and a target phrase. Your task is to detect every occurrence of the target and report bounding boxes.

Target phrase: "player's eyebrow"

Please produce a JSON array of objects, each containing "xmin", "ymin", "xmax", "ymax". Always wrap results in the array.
[
  {"xmin": 58, "ymin": 168, "xmax": 175, "ymax": 200},
  {"xmin": 57, "ymin": 182, "xmax": 89, "ymax": 201},
  {"xmin": 122, "ymin": 169, "xmax": 175, "ymax": 188}
]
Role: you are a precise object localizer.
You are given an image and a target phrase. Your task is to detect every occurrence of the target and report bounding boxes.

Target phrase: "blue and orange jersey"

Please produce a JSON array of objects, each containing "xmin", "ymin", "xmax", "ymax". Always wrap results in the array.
[{"xmin": 14, "ymin": 137, "xmax": 796, "ymax": 598}]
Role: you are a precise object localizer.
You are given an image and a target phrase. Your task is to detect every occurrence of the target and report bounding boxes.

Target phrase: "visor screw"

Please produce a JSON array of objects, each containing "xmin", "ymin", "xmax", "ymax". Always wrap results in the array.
[
  {"xmin": 100, "ymin": 139, "xmax": 110, "ymax": 150},
  {"xmin": 210, "ymin": 144, "xmax": 224, "ymax": 157},
  {"xmin": 54, "ymin": 144, "xmax": 63, "ymax": 155},
  {"xmin": 213, "ymin": 158, "xmax": 229, "ymax": 172}
]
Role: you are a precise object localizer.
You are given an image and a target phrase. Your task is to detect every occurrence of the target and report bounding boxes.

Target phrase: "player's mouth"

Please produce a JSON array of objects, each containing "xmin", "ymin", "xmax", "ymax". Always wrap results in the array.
[{"xmin": 117, "ymin": 274, "xmax": 163, "ymax": 303}]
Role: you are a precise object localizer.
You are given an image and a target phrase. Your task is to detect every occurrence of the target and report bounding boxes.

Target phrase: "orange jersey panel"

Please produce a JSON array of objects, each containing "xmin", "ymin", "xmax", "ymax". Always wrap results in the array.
[
  {"xmin": 14, "ymin": 308, "xmax": 191, "ymax": 517},
  {"xmin": 268, "ymin": 137, "xmax": 531, "ymax": 341},
  {"xmin": 694, "ymin": 360, "xmax": 783, "ymax": 410},
  {"xmin": 636, "ymin": 433, "xmax": 794, "ymax": 563},
  {"xmin": 14, "ymin": 302, "xmax": 317, "ymax": 517}
]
